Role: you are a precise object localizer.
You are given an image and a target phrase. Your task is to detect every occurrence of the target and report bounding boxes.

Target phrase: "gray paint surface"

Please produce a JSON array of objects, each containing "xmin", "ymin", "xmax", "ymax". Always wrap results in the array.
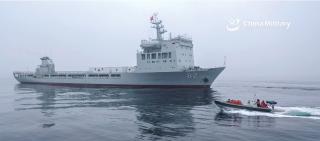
[{"xmin": 14, "ymin": 67, "xmax": 225, "ymax": 87}]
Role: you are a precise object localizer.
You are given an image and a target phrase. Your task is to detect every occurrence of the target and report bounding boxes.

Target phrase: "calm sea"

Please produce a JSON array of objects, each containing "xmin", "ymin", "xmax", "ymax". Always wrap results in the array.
[{"xmin": 0, "ymin": 78, "xmax": 319, "ymax": 141}]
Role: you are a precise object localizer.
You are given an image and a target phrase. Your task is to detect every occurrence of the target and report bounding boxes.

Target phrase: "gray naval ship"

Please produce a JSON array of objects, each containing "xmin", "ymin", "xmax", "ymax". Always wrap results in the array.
[{"xmin": 13, "ymin": 15, "xmax": 225, "ymax": 88}]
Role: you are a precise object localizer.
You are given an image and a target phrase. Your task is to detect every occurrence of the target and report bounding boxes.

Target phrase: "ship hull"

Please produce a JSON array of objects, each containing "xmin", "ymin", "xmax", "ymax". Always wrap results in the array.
[{"xmin": 14, "ymin": 67, "xmax": 225, "ymax": 88}]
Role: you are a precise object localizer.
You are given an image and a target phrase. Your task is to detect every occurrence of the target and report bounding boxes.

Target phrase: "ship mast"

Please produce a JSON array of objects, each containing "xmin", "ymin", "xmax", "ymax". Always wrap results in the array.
[{"xmin": 150, "ymin": 13, "xmax": 167, "ymax": 41}]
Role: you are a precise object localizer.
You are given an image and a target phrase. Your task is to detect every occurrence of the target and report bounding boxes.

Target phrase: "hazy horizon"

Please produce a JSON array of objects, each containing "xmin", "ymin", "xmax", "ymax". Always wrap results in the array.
[{"xmin": 1, "ymin": 0, "xmax": 320, "ymax": 82}]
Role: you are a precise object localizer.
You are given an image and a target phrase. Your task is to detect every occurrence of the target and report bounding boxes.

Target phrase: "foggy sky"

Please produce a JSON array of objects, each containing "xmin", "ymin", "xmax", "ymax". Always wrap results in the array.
[{"xmin": 1, "ymin": 0, "xmax": 320, "ymax": 82}]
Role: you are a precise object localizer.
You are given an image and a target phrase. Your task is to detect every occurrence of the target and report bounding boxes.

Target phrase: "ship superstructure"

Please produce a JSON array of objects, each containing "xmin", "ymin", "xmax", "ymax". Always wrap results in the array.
[{"xmin": 13, "ymin": 15, "xmax": 225, "ymax": 88}]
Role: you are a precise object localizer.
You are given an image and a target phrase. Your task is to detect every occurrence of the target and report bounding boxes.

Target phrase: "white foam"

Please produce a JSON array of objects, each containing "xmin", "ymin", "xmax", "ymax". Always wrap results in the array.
[{"xmin": 224, "ymin": 106, "xmax": 320, "ymax": 120}]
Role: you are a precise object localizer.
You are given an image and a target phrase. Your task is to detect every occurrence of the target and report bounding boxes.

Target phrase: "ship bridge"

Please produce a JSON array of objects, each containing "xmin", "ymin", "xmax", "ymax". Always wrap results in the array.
[{"xmin": 136, "ymin": 14, "xmax": 195, "ymax": 72}]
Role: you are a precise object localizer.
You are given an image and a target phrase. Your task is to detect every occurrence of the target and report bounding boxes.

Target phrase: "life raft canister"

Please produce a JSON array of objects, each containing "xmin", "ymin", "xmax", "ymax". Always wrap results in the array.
[{"xmin": 228, "ymin": 99, "xmax": 242, "ymax": 105}]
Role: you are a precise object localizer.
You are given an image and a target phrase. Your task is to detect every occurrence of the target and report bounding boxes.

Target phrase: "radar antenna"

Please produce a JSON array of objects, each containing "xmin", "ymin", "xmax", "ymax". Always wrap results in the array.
[{"xmin": 150, "ymin": 13, "xmax": 167, "ymax": 41}]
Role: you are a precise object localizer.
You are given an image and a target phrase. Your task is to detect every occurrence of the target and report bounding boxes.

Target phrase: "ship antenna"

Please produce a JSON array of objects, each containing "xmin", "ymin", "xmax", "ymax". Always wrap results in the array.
[{"xmin": 150, "ymin": 13, "xmax": 167, "ymax": 41}]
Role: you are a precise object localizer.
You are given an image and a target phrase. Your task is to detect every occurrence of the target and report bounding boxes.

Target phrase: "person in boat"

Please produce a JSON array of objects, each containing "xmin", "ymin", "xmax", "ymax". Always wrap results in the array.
[
  {"xmin": 256, "ymin": 99, "xmax": 261, "ymax": 107},
  {"xmin": 260, "ymin": 100, "xmax": 268, "ymax": 108}
]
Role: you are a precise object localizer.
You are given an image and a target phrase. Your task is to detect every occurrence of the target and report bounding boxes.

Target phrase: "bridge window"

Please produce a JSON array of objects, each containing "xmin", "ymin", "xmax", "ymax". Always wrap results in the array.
[
  {"xmin": 158, "ymin": 53, "xmax": 161, "ymax": 59},
  {"xmin": 151, "ymin": 53, "xmax": 156, "ymax": 59},
  {"xmin": 141, "ymin": 54, "xmax": 145, "ymax": 60},
  {"xmin": 168, "ymin": 52, "xmax": 171, "ymax": 58},
  {"xmin": 147, "ymin": 54, "xmax": 150, "ymax": 59},
  {"xmin": 162, "ymin": 53, "xmax": 168, "ymax": 59}
]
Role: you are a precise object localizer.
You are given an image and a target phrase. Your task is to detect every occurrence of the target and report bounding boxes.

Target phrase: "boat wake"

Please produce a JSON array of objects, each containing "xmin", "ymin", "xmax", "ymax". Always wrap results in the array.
[
  {"xmin": 224, "ymin": 106, "xmax": 320, "ymax": 120},
  {"xmin": 252, "ymin": 85, "xmax": 320, "ymax": 91}
]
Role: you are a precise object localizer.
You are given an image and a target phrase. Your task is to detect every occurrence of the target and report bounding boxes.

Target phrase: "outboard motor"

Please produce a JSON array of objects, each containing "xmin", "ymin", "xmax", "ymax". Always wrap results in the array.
[{"xmin": 266, "ymin": 100, "xmax": 277, "ymax": 110}]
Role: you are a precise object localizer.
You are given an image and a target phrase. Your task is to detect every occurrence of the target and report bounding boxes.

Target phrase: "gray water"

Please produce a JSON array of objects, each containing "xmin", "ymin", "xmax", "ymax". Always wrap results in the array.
[{"xmin": 0, "ymin": 78, "xmax": 320, "ymax": 141}]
